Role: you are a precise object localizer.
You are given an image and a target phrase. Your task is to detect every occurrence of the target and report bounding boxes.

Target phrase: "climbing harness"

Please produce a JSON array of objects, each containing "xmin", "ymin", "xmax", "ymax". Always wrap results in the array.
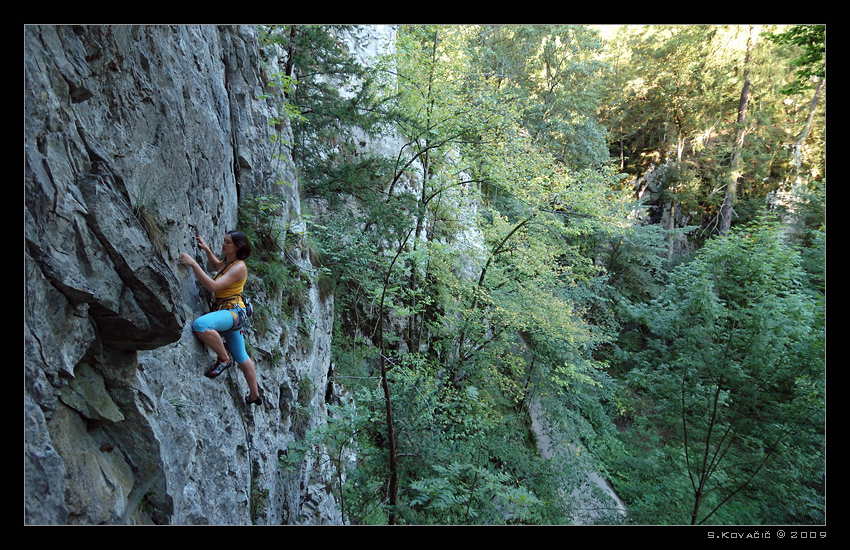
[{"xmin": 211, "ymin": 259, "xmax": 255, "ymax": 333}]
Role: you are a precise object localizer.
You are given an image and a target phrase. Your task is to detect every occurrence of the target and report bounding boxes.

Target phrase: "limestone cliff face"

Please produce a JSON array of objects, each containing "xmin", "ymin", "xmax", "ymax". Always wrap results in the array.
[{"xmin": 24, "ymin": 25, "xmax": 338, "ymax": 525}]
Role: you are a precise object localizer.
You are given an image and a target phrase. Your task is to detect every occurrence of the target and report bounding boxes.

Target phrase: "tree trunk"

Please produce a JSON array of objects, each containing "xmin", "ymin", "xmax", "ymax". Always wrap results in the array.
[
  {"xmin": 378, "ymin": 227, "xmax": 415, "ymax": 525},
  {"xmin": 283, "ymin": 25, "xmax": 298, "ymax": 97},
  {"xmin": 720, "ymin": 26, "xmax": 754, "ymax": 235},
  {"xmin": 791, "ymin": 76, "xmax": 824, "ymax": 174}
]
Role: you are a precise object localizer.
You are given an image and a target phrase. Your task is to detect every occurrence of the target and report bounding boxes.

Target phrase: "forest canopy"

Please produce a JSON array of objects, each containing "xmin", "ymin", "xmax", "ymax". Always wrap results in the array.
[{"xmin": 257, "ymin": 24, "xmax": 825, "ymax": 525}]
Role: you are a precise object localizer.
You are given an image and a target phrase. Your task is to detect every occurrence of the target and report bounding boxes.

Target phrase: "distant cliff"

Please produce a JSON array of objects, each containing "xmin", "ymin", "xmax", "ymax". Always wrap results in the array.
[{"xmin": 24, "ymin": 24, "xmax": 339, "ymax": 525}]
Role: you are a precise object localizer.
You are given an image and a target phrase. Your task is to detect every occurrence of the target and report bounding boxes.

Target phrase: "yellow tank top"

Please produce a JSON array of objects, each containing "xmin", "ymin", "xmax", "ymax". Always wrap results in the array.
[{"xmin": 213, "ymin": 260, "xmax": 247, "ymax": 310}]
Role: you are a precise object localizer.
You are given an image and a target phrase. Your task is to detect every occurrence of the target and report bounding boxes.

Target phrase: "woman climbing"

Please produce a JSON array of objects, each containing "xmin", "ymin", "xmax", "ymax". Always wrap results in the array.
[{"xmin": 180, "ymin": 231, "xmax": 262, "ymax": 405}]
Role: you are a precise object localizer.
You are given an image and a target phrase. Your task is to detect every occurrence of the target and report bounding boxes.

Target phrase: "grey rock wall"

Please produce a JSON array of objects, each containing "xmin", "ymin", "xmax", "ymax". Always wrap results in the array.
[{"xmin": 25, "ymin": 24, "xmax": 338, "ymax": 525}]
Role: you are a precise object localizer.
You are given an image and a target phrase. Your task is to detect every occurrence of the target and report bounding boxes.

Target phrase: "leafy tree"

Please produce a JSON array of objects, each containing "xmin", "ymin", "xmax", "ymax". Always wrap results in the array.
[
  {"xmin": 617, "ymin": 217, "xmax": 824, "ymax": 524},
  {"xmin": 599, "ymin": 26, "xmax": 731, "ymax": 170},
  {"xmin": 763, "ymin": 25, "xmax": 825, "ymax": 96},
  {"xmin": 763, "ymin": 25, "xmax": 826, "ymax": 181},
  {"xmin": 466, "ymin": 24, "xmax": 610, "ymax": 169},
  {"xmin": 598, "ymin": 25, "xmax": 823, "ymax": 236},
  {"xmin": 289, "ymin": 25, "xmax": 632, "ymax": 524},
  {"xmin": 260, "ymin": 24, "xmax": 395, "ymax": 201}
]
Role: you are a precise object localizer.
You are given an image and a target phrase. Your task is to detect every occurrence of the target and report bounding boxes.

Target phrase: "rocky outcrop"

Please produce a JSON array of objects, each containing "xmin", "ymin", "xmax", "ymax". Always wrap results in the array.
[{"xmin": 25, "ymin": 24, "xmax": 338, "ymax": 525}]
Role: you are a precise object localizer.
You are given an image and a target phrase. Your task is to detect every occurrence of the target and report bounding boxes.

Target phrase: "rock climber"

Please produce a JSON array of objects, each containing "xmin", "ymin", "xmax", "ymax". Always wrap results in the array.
[{"xmin": 180, "ymin": 231, "xmax": 262, "ymax": 405}]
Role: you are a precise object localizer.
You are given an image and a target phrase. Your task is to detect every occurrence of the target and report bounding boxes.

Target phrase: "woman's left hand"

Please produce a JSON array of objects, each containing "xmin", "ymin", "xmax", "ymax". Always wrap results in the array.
[{"xmin": 196, "ymin": 235, "xmax": 210, "ymax": 251}]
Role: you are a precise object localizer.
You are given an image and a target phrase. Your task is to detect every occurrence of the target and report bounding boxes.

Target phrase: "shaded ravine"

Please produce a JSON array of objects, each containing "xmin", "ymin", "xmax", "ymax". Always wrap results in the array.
[{"xmin": 530, "ymin": 397, "xmax": 627, "ymax": 525}]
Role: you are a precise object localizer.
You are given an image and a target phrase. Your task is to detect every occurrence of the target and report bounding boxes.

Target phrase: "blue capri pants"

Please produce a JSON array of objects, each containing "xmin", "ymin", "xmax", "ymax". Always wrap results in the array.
[{"xmin": 192, "ymin": 309, "xmax": 249, "ymax": 364}]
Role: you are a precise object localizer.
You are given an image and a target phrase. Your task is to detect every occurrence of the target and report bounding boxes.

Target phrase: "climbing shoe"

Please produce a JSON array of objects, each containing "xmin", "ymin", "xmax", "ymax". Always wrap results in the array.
[
  {"xmin": 204, "ymin": 357, "xmax": 233, "ymax": 378},
  {"xmin": 245, "ymin": 393, "xmax": 262, "ymax": 406}
]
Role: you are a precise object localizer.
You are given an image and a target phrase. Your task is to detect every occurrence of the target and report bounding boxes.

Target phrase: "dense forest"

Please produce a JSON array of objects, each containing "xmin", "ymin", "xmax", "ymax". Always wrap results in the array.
[{"xmin": 245, "ymin": 24, "xmax": 825, "ymax": 525}]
